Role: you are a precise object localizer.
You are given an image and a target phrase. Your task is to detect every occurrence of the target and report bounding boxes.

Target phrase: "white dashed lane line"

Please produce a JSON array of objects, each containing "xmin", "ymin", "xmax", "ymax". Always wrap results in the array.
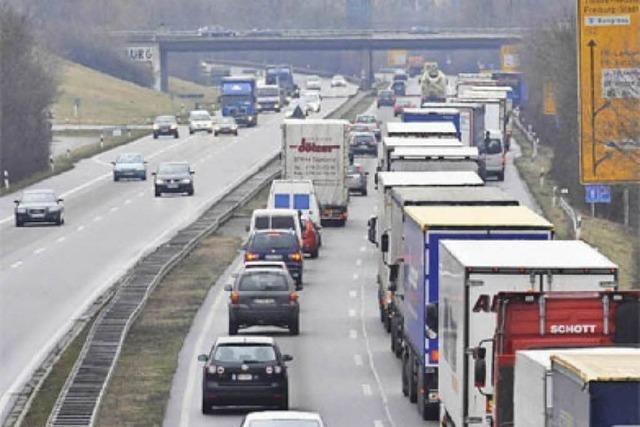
[
  {"xmin": 349, "ymin": 329, "xmax": 358, "ymax": 339},
  {"xmin": 10, "ymin": 261, "xmax": 23, "ymax": 269},
  {"xmin": 56, "ymin": 236, "xmax": 66, "ymax": 243},
  {"xmin": 354, "ymin": 354, "xmax": 364, "ymax": 366},
  {"xmin": 356, "ymin": 259, "xmax": 363, "ymax": 267},
  {"xmin": 349, "ymin": 290, "xmax": 358, "ymax": 298},
  {"xmin": 77, "ymin": 225, "xmax": 85, "ymax": 232},
  {"xmin": 349, "ymin": 309, "xmax": 357, "ymax": 318},
  {"xmin": 362, "ymin": 384, "xmax": 373, "ymax": 396},
  {"xmin": 109, "ymin": 207, "xmax": 119, "ymax": 213},
  {"xmin": 33, "ymin": 247, "xmax": 46, "ymax": 255},
  {"xmin": 93, "ymin": 216, "xmax": 103, "ymax": 222}
]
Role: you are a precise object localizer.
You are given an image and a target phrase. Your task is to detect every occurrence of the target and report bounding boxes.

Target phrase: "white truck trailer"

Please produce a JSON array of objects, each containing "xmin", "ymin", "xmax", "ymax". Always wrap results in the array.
[
  {"xmin": 281, "ymin": 119, "xmax": 350, "ymax": 226},
  {"xmin": 378, "ymin": 137, "xmax": 462, "ymax": 173}
]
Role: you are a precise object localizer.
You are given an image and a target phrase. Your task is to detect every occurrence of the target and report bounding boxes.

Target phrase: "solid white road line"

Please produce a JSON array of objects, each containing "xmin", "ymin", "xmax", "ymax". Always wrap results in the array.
[
  {"xmin": 353, "ymin": 273, "xmax": 360, "ymax": 280},
  {"xmin": 354, "ymin": 354, "xmax": 364, "ymax": 367},
  {"xmin": 33, "ymin": 248, "xmax": 46, "ymax": 255},
  {"xmin": 356, "ymin": 259, "xmax": 363, "ymax": 267},
  {"xmin": 56, "ymin": 236, "xmax": 66, "ymax": 243},
  {"xmin": 77, "ymin": 225, "xmax": 85, "ymax": 232},
  {"xmin": 349, "ymin": 329, "xmax": 358, "ymax": 339},
  {"xmin": 349, "ymin": 309, "xmax": 357, "ymax": 318},
  {"xmin": 374, "ymin": 420, "xmax": 385, "ymax": 427},
  {"xmin": 349, "ymin": 290, "xmax": 358, "ymax": 299},
  {"xmin": 10, "ymin": 261, "xmax": 23, "ymax": 269}
]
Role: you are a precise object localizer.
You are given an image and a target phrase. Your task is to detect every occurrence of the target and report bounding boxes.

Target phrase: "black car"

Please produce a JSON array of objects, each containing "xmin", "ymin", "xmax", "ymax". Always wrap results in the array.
[
  {"xmin": 112, "ymin": 153, "xmax": 147, "ymax": 181},
  {"xmin": 377, "ymin": 90, "xmax": 396, "ymax": 107},
  {"xmin": 244, "ymin": 230, "xmax": 303, "ymax": 289},
  {"xmin": 347, "ymin": 164, "xmax": 368, "ymax": 196},
  {"xmin": 391, "ymin": 80, "xmax": 406, "ymax": 96},
  {"xmin": 153, "ymin": 162, "xmax": 194, "ymax": 197},
  {"xmin": 225, "ymin": 268, "xmax": 300, "ymax": 335},
  {"xmin": 14, "ymin": 190, "xmax": 64, "ymax": 227},
  {"xmin": 349, "ymin": 132, "xmax": 377, "ymax": 156},
  {"xmin": 198, "ymin": 336, "xmax": 292, "ymax": 413},
  {"xmin": 153, "ymin": 115, "xmax": 179, "ymax": 139}
]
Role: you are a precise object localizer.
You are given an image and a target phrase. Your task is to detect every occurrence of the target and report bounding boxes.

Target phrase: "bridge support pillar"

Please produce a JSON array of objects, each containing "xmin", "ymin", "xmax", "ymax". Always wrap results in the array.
[
  {"xmin": 361, "ymin": 49, "xmax": 374, "ymax": 90},
  {"xmin": 151, "ymin": 44, "xmax": 169, "ymax": 92}
]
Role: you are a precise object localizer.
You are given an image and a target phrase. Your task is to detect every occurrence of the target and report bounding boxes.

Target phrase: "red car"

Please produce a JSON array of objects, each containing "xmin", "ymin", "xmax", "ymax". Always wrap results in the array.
[
  {"xmin": 393, "ymin": 100, "xmax": 416, "ymax": 117},
  {"xmin": 301, "ymin": 218, "xmax": 320, "ymax": 258}
]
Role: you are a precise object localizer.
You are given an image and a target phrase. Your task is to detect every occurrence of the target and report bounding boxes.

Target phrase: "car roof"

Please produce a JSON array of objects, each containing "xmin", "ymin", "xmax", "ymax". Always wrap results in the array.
[
  {"xmin": 216, "ymin": 336, "xmax": 275, "ymax": 346},
  {"xmin": 351, "ymin": 131, "xmax": 375, "ymax": 137},
  {"xmin": 245, "ymin": 411, "xmax": 322, "ymax": 421},
  {"xmin": 24, "ymin": 189, "xmax": 55, "ymax": 194},
  {"xmin": 158, "ymin": 161, "xmax": 189, "ymax": 166},
  {"xmin": 155, "ymin": 115, "xmax": 176, "ymax": 120},
  {"xmin": 240, "ymin": 267, "xmax": 289, "ymax": 275},
  {"xmin": 243, "ymin": 261, "xmax": 287, "ymax": 268},
  {"xmin": 190, "ymin": 110, "xmax": 210, "ymax": 115},
  {"xmin": 253, "ymin": 208, "xmax": 299, "ymax": 217}
]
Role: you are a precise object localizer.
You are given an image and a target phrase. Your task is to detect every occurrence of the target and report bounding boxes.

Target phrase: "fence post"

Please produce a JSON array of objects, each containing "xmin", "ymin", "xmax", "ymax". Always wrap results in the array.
[
  {"xmin": 3, "ymin": 170, "xmax": 9, "ymax": 190},
  {"xmin": 50, "ymin": 155, "xmax": 55, "ymax": 172},
  {"xmin": 552, "ymin": 186, "xmax": 558, "ymax": 207}
]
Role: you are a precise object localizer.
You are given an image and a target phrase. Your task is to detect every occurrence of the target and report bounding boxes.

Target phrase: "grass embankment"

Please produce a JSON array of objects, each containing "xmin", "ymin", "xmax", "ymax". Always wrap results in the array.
[
  {"xmin": 0, "ymin": 130, "xmax": 146, "ymax": 197},
  {"xmin": 52, "ymin": 61, "xmax": 217, "ymax": 125},
  {"xmin": 514, "ymin": 129, "xmax": 639, "ymax": 289}
]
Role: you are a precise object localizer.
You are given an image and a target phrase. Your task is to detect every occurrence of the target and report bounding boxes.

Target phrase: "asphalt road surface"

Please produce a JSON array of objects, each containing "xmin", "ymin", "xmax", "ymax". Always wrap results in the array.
[
  {"xmin": 0, "ymin": 78, "xmax": 355, "ymax": 421},
  {"xmin": 164, "ymin": 77, "xmax": 539, "ymax": 427}
]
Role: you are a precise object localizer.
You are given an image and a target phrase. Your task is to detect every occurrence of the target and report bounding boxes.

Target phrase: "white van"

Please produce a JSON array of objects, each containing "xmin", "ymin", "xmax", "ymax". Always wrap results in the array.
[
  {"xmin": 268, "ymin": 179, "xmax": 321, "ymax": 225},
  {"xmin": 249, "ymin": 208, "xmax": 303, "ymax": 245},
  {"xmin": 480, "ymin": 129, "xmax": 505, "ymax": 181}
]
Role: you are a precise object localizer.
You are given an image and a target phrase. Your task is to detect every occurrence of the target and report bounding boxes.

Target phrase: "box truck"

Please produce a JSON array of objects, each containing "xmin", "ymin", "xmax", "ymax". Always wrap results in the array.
[
  {"xmin": 387, "ymin": 146, "xmax": 483, "ymax": 177},
  {"xmin": 400, "ymin": 208, "xmax": 554, "ymax": 420},
  {"xmin": 378, "ymin": 137, "xmax": 462, "ymax": 173},
  {"xmin": 281, "ymin": 119, "xmax": 350, "ymax": 225},
  {"xmin": 422, "ymin": 102, "xmax": 485, "ymax": 147},
  {"xmin": 401, "ymin": 108, "xmax": 462, "ymax": 141},
  {"xmin": 438, "ymin": 240, "xmax": 620, "ymax": 427}
]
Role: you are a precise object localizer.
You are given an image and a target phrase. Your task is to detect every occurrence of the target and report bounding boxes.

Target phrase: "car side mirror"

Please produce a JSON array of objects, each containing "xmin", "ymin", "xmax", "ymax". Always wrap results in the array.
[
  {"xmin": 14, "ymin": 200, "xmax": 19, "ymax": 204},
  {"xmin": 282, "ymin": 354, "xmax": 293, "ymax": 362},
  {"xmin": 144, "ymin": 161, "xmax": 148, "ymax": 164},
  {"xmin": 110, "ymin": 161, "xmax": 116, "ymax": 165},
  {"xmin": 197, "ymin": 354, "xmax": 208, "ymax": 362},
  {"xmin": 190, "ymin": 170, "xmax": 195, "ymax": 175},
  {"xmin": 224, "ymin": 284, "xmax": 233, "ymax": 292},
  {"xmin": 57, "ymin": 198, "xmax": 64, "ymax": 203},
  {"xmin": 380, "ymin": 232, "xmax": 389, "ymax": 254},
  {"xmin": 474, "ymin": 347, "xmax": 487, "ymax": 388},
  {"xmin": 152, "ymin": 172, "xmax": 157, "ymax": 176}
]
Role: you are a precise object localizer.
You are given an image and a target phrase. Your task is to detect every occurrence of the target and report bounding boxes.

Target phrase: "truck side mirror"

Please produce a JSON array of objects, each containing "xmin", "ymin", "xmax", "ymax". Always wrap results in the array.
[
  {"xmin": 474, "ymin": 347, "xmax": 487, "ymax": 388},
  {"xmin": 425, "ymin": 303, "xmax": 438, "ymax": 334},
  {"xmin": 367, "ymin": 216, "xmax": 377, "ymax": 245},
  {"xmin": 374, "ymin": 172, "xmax": 379, "ymax": 185},
  {"xmin": 380, "ymin": 232, "xmax": 389, "ymax": 254}
]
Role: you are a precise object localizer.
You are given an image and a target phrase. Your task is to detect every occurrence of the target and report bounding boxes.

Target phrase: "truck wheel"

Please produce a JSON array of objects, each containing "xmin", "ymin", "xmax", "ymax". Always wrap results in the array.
[
  {"xmin": 379, "ymin": 304, "xmax": 386, "ymax": 323},
  {"xmin": 310, "ymin": 247, "xmax": 319, "ymax": 259},
  {"xmin": 384, "ymin": 311, "xmax": 391, "ymax": 333},
  {"xmin": 417, "ymin": 374, "xmax": 439, "ymax": 420},
  {"xmin": 402, "ymin": 353, "xmax": 410, "ymax": 397},
  {"xmin": 408, "ymin": 352, "xmax": 418, "ymax": 403},
  {"xmin": 391, "ymin": 317, "xmax": 398, "ymax": 353}
]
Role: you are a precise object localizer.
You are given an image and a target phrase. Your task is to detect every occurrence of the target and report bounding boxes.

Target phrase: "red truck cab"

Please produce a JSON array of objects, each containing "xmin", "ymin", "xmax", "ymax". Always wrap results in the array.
[{"xmin": 488, "ymin": 291, "xmax": 640, "ymax": 427}]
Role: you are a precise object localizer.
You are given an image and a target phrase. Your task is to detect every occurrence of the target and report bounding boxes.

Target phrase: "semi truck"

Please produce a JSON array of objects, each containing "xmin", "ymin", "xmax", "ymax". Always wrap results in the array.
[
  {"xmin": 369, "ymin": 172, "xmax": 485, "ymax": 334},
  {"xmin": 281, "ymin": 119, "xmax": 350, "ymax": 226},
  {"xmin": 437, "ymin": 240, "xmax": 620, "ymax": 427},
  {"xmin": 220, "ymin": 76, "xmax": 259, "ymax": 126},
  {"xmin": 515, "ymin": 345, "xmax": 640, "ymax": 427},
  {"xmin": 266, "ymin": 64, "xmax": 298, "ymax": 98},
  {"xmin": 378, "ymin": 137, "xmax": 462, "ymax": 173},
  {"xmin": 422, "ymin": 102, "xmax": 485, "ymax": 147},
  {"xmin": 379, "ymin": 187, "xmax": 519, "ymax": 359},
  {"xmin": 399, "ymin": 209, "xmax": 554, "ymax": 420},
  {"xmin": 551, "ymin": 350, "xmax": 640, "ymax": 427},
  {"xmin": 401, "ymin": 108, "xmax": 462, "ymax": 141}
]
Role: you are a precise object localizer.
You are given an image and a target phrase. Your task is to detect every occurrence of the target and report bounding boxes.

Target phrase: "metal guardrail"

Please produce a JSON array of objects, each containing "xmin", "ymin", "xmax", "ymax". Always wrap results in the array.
[{"xmin": 46, "ymin": 159, "xmax": 281, "ymax": 426}]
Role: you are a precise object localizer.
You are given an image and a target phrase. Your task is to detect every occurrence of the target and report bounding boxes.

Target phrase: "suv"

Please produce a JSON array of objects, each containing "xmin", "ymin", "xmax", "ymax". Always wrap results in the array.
[
  {"xmin": 153, "ymin": 115, "xmax": 179, "ymax": 139},
  {"xmin": 244, "ymin": 230, "xmax": 303, "ymax": 289},
  {"xmin": 14, "ymin": 189, "xmax": 64, "ymax": 227},
  {"xmin": 188, "ymin": 110, "xmax": 213, "ymax": 134},
  {"xmin": 198, "ymin": 337, "xmax": 292, "ymax": 413},
  {"xmin": 153, "ymin": 162, "xmax": 194, "ymax": 197},
  {"xmin": 377, "ymin": 90, "xmax": 396, "ymax": 107},
  {"xmin": 225, "ymin": 268, "xmax": 300, "ymax": 335},
  {"xmin": 257, "ymin": 85, "xmax": 283, "ymax": 112}
]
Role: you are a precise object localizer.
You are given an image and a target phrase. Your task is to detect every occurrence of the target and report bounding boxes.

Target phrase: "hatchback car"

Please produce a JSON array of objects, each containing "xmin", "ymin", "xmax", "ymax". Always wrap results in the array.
[
  {"xmin": 198, "ymin": 337, "xmax": 292, "ymax": 413},
  {"xmin": 244, "ymin": 230, "xmax": 303, "ymax": 289},
  {"xmin": 153, "ymin": 162, "xmax": 194, "ymax": 197},
  {"xmin": 377, "ymin": 89, "xmax": 396, "ymax": 107},
  {"xmin": 153, "ymin": 115, "xmax": 179, "ymax": 139},
  {"xmin": 214, "ymin": 117, "xmax": 239, "ymax": 136},
  {"xmin": 188, "ymin": 110, "xmax": 214, "ymax": 134},
  {"xmin": 241, "ymin": 411, "xmax": 325, "ymax": 427},
  {"xmin": 112, "ymin": 153, "xmax": 146, "ymax": 181},
  {"xmin": 14, "ymin": 190, "xmax": 64, "ymax": 227},
  {"xmin": 349, "ymin": 132, "xmax": 377, "ymax": 156},
  {"xmin": 330, "ymin": 75, "xmax": 347, "ymax": 87},
  {"xmin": 347, "ymin": 164, "xmax": 368, "ymax": 196},
  {"xmin": 225, "ymin": 268, "xmax": 300, "ymax": 335}
]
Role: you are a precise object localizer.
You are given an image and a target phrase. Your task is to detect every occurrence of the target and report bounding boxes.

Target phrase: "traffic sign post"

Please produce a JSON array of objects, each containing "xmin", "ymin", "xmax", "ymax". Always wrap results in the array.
[
  {"xmin": 577, "ymin": 0, "xmax": 640, "ymax": 184},
  {"xmin": 584, "ymin": 184, "xmax": 612, "ymax": 204}
]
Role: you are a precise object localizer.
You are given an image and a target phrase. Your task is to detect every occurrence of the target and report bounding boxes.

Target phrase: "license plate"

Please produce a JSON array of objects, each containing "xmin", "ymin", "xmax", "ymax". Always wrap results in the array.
[
  {"xmin": 167, "ymin": 183, "xmax": 178, "ymax": 189},
  {"xmin": 265, "ymin": 254, "xmax": 282, "ymax": 260},
  {"xmin": 254, "ymin": 298, "xmax": 275, "ymax": 305},
  {"xmin": 237, "ymin": 374, "xmax": 252, "ymax": 381}
]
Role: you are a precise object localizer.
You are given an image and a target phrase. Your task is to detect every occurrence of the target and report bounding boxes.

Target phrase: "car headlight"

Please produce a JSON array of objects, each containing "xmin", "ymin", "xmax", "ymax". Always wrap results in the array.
[
  {"xmin": 153, "ymin": 124, "xmax": 159, "ymax": 130},
  {"xmin": 48, "ymin": 205, "xmax": 61, "ymax": 212},
  {"xmin": 170, "ymin": 124, "xmax": 177, "ymax": 129},
  {"xmin": 156, "ymin": 179, "xmax": 164, "ymax": 184},
  {"xmin": 247, "ymin": 116, "xmax": 254, "ymax": 121},
  {"xmin": 16, "ymin": 207, "xmax": 26, "ymax": 213},
  {"xmin": 181, "ymin": 178, "xmax": 192, "ymax": 184}
]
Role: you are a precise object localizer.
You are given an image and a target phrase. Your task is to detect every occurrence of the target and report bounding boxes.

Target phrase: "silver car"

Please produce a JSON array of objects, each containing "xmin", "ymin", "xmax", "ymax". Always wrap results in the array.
[
  {"xmin": 188, "ymin": 110, "xmax": 214, "ymax": 134},
  {"xmin": 214, "ymin": 117, "xmax": 239, "ymax": 136},
  {"xmin": 112, "ymin": 153, "xmax": 147, "ymax": 181}
]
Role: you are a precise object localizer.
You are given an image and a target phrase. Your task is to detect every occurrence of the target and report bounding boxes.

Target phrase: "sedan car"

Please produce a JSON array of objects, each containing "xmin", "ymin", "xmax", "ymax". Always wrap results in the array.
[
  {"xmin": 244, "ymin": 230, "xmax": 303, "ymax": 289},
  {"xmin": 349, "ymin": 132, "xmax": 377, "ymax": 156},
  {"xmin": 306, "ymin": 75, "xmax": 322, "ymax": 91},
  {"xmin": 153, "ymin": 162, "xmax": 194, "ymax": 197},
  {"xmin": 225, "ymin": 268, "xmax": 299, "ymax": 335},
  {"xmin": 214, "ymin": 117, "xmax": 239, "ymax": 136},
  {"xmin": 198, "ymin": 337, "xmax": 292, "ymax": 413},
  {"xmin": 188, "ymin": 110, "xmax": 214, "ymax": 134},
  {"xmin": 14, "ymin": 189, "xmax": 64, "ymax": 227},
  {"xmin": 354, "ymin": 113, "xmax": 381, "ymax": 140},
  {"xmin": 112, "ymin": 153, "xmax": 146, "ymax": 181},
  {"xmin": 152, "ymin": 115, "xmax": 179, "ymax": 139},
  {"xmin": 241, "ymin": 411, "xmax": 325, "ymax": 427},
  {"xmin": 330, "ymin": 74, "xmax": 347, "ymax": 87},
  {"xmin": 347, "ymin": 163, "xmax": 368, "ymax": 196},
  {"xmin": 377, "ymin": 89, "xmax": 396, "ymax": 107}
]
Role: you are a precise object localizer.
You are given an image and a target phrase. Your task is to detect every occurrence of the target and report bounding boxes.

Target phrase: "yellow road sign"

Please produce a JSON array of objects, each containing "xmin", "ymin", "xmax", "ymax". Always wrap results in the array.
[
  {"xmin": 501, "ymin": 44, "xmax": 520, "ymax": 72},
  {"xmin": 578, "ymin": 0, "xmax": 640, "ymax": 183},
  {"xmin": 544, "ymin": 80, "xmax": 557, "ymax": 115},
  {"xmin": 387, "ymin": 50, "xmax": 408, "ymax": 67}
]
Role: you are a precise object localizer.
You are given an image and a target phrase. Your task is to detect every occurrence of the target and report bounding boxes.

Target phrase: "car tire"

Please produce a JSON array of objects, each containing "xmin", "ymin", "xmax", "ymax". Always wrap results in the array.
[
  {"xmin": 174, "ymin": 132, "xmax": 179, "ymax": 139},
  {"xmin": 187, "ymin": 187, "xmax": 194, "ymax": 196},
  {"xmin": 208, "ymin": 129, "xmax": 213, "ymax": 134},
  {"xmin": 15, "ymin": 217, "xmax": 23, "ymax": 227},
  {"xmin": 214, "ymin": 131, "xmax": 218, "ymax": 136},
  {"xmin": 408, "ymin": 352, "xmax": 418, "ymax": 403},
  {"xmin": 384, "ymin": 311, "xmax": 391, "ymax": 333},
  {"xmin": 201, "ymin": 398, "xmax": 213, "ymax": 415},
  {"xmin": 402, "ymin": 352, "xmax": 410, "ymax": 397},
  {"xmin": 278, "ymin": 389, "xmax": 289, "ymax": 410},
  {"xmin": 113, "ymin": 175, "xmax": 119, "ymax": 182},
  {"xmin": 142, "ymin": 174, "xmax": 147, "ymax": 181},
  {"xmin": 228, "ymin": 319, "xmax": 239, "ymax": 335},
  {"xmin": 56, "ymin": 215, "xmax": 64, "ymax": 226},
  {"xmin": 497, "ymin": 170, "xmax": 505, "ymax": 181},
  {"xmin": 234, "ymin": 130, "xmax": 238, "ymax": 136},
  {"xmin": 391, "ymin": 316, "xmax": 398, "ymax": 353},
  {"xmin": 310, "ymin": 247, "xmax": 319, "ymax": 259},
  {"xmin": 362, "ymin": 188, "xmax": 368, "ymax": 196},
  {"xmin": 289, "ymin": 316, "xmax": 300, "ymax": 336},
  {"xmin": 189, "ymin": 130, "xmax": 194, "ymax": 135},
  {"xmin": 154, "ymin": 188, "xmax": 161, "ymax": 197},
  {"xmin": 153, "ymin": 133, "xmax": 158, "ymax": 139}
]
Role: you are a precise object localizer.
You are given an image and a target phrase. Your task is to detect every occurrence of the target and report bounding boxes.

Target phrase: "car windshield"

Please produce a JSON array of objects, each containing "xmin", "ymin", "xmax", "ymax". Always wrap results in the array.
[
  {"xmin": 356, "ymin": 115, "xmax": 376, "ymax": 124},
  {"xmin": 485, "ymin": 139, "xmax": 503, "ymax": 154},
  {"xmin": 21, "ymin": 192, "xmax": 55, "ymax": 203},
  {"xmin": 221, "ymin": 117, "xmax": 236, "ymax": 124},
  {"xmin": 380, "ymin": 91, "xmax": 393, "ymax": 98},
  {"xmin": 155, "ymin": 116, "xmax": 176, "ymax": 124},
  {"xmin": 249, "ymin": 233, "xmax": 298, "ymax": 251},
  {"xmin": 348, "ymin": 165, "xmax": 362, "ymax": 174},
  {"xmin": 354, "ymin": 135, "xmax": 374, "ymax": 144},
  {"xmin": 247, "ymin": 421, "xmax": 321, "ymax": 427},
  {"xmin": 212, "ymin": 345, "xmax": 276, "ymax": 363},
  {"xmin": 257, "ymin": 87, "xmax": 279, "ymax": 96},
  {"xmin": 117, "ymin": 153, "xmax": 143, "ymax": 164},
  {"xmin": 238, "ymin": 272, "xmax": 288, "ymax": 291},
  {"xmin": 190, "ymin": 113, "xmax": 210, "ymax": 121},
  {"xmin": 351, "ymin": 125, "xmax": 369, "ymax": 132},
  {"xmin": 158, "ymin": 163, "xmax": 189, "ymax": 174}
]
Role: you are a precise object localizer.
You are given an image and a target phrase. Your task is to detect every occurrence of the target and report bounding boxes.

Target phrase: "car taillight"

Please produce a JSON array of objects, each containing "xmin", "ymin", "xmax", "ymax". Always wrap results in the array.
[
  {"xmin": 289, "ymin": 291, "xmax": 299, "ymax": 302},
  {"xmin": 245, "ymin": 252, "xmax": 259, "ymax": 262},
  {"xmin": 289, "ymin": 252, "xmax": 302, "ymax": 262},
  {"xmin": 230, "ymin": 291, "xmax": 240, "ymax": 304}
]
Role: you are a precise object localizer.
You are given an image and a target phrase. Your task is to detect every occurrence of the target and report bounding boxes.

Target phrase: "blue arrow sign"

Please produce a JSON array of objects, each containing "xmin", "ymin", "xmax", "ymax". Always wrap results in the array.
[{"xmin": 585, "ymin": 184, "xmax": 611, "ymax": 204}]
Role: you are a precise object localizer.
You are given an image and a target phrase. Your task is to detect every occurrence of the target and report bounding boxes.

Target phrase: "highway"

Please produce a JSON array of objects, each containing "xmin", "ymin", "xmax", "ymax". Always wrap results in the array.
[
  {"xmin": 0, "ymin": 78, "xmax": 356, "ymax": 420},
  {"xmin": 163, "ymin": 76, "xmax": 538, "ymax": 427}
]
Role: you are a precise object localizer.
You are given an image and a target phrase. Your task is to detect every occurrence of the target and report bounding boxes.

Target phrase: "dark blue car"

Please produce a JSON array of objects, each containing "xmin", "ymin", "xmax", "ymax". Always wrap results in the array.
[{"xmin": 244, "ymin": 230, "xmax": 303, "ymax": 289}]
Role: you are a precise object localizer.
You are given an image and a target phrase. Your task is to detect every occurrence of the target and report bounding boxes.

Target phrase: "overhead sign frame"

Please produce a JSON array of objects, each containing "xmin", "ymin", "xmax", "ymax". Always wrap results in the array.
[{"xmin": 577, "ymin": 0, "xmax": 640, "ymax": 184}]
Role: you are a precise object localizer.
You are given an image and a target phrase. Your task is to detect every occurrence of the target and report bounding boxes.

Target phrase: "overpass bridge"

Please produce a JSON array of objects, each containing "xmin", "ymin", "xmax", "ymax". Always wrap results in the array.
[{"xmin": 116, "ymin": 29, "xmax": 524, "ymax": 91}]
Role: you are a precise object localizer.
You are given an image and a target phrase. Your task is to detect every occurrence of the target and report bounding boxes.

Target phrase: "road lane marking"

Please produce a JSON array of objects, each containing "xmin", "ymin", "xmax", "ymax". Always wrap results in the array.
[
  {"xmin": 360, "ymin": 245, "xmax": 366, "ymax": 252},
  {"xmin": 77, "ymin": 225, "xmax": 85, "ymax": 232},
  {"xmin": 10, "ymin": 261, "xmax": 23, "ymax": 269},
  {"xmin": 374, "ymin": 421, "xmax": 384, "ymax": 427},
  {"xmin": 33, "ymin": 247, "xmax": 46, "ymax": 255},
  {"xmin": 353, "ymin": 273, "xmax": 359, "ymax": 280},
  {"xmin": 56, "ymin": 236, "xmax": 66, "ymax": 243},
  {"xmin": 362, "ymin": 384, "xmax": 373, "ymax": 396},
  {"xmin": 93, "ymin": 216, "xmax": 103, "ymax": 222},
  {"xmin": 349, "ymin": 329, "xmax": 358, "ymax": 339},
  {"xmin": 124, "ymin": 199, "xmax": 132, "ymax": 205},
  {"xmin": 354, "ymin": 354, "xmax": 363, "ymax": 366},
  {"xmin": 356, "ymin": 259, "xmax": 362, "ymax": 267},
  {"xmin": 349, "ymin": 290, "xmax": 358, "ymax": 298},
  {"xmin": 137, "ymin": 191, "xmax": 144, "ymax": 197},
  {"xmin": 349, "ymin": 309, "xmax": 357, "ymax": 318},
  {"xmin": 109, "ymin": 207, "xmax": 119, "ymax": 213}
]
